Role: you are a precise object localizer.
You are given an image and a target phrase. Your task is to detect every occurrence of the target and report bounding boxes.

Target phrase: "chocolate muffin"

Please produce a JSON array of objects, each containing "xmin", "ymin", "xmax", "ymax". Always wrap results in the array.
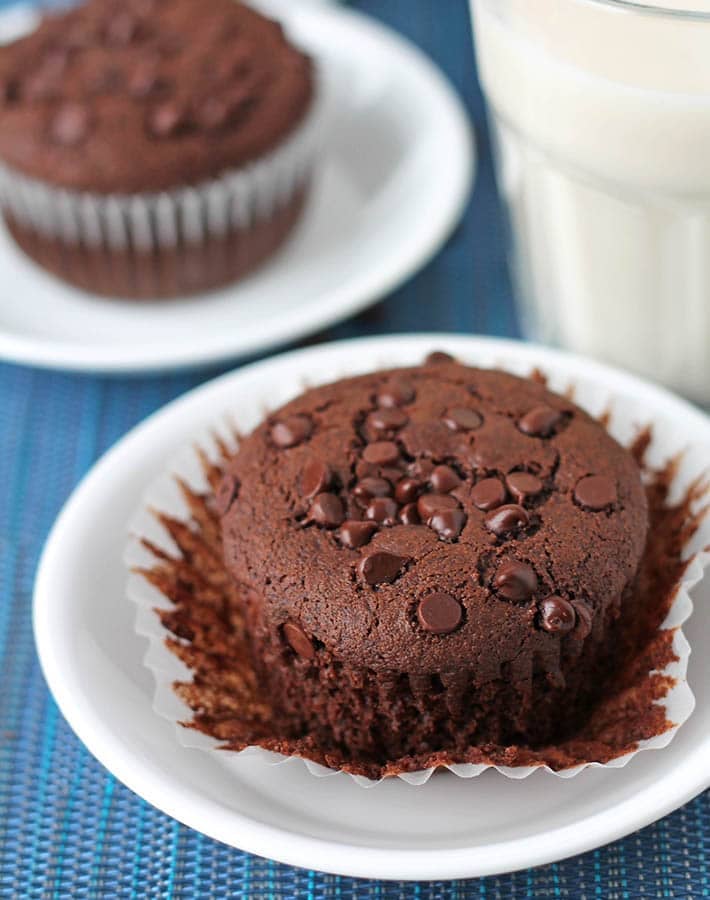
[
  {"xmin": 0, "ymin": 0, "xmax": 318, "ymax": 298},
  {"xmin": 219, "ymin": 356, "xmax": 649, "ymax": 761}
]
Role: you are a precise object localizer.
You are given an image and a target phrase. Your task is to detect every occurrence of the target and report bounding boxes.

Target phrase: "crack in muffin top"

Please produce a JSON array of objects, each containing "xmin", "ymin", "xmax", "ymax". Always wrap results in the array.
[{"xmin": 220, "ymin": 357, "xmax": 649, "ymax": 675}]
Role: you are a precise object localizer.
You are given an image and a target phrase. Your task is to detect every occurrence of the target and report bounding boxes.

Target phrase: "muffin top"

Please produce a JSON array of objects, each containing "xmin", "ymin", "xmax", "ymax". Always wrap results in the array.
[
  {"xmin": 220, "ymin": 355, "xmax": 649, "ymax": 675},
  {"xmin": 0, "ymin": 0, "xmax": 314, "ymax": 193}
]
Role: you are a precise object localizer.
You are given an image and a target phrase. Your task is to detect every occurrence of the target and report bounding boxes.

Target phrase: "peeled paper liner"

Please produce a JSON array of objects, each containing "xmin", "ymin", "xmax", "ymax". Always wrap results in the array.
[{"xmin": 125, "ymin": 356, "xmax": 709, "ymax": 787}]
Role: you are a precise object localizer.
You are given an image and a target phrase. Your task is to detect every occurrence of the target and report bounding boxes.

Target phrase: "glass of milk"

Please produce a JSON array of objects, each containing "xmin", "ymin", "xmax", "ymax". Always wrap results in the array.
[{"xmin": 472, "ymin": 0, "xmax": 710, "ymax": 403}]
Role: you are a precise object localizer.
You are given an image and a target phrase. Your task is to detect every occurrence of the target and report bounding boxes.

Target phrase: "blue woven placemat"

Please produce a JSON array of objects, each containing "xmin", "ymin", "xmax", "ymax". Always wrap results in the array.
[{"xmin": 0, "ymin": 1, "xmax": 707, "ymax": 896}]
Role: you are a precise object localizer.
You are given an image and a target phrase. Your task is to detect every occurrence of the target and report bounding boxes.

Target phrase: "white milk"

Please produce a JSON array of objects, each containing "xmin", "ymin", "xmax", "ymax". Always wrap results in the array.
[{"xmin": 472, "ymin": 0, "xmax": 710, "ymax": 402}]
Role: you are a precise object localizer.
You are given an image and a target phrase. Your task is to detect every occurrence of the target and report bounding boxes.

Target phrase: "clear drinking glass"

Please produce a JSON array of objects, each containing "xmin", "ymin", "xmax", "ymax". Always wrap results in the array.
[{"xmin": 471, "ymin": 0, "xmax": 710, "ymax": 403}]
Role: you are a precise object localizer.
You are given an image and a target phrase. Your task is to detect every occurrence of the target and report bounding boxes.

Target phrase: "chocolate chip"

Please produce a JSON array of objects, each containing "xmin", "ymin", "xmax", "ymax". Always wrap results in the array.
[
  {"xmin": 196, "ymin": 96, "xmax": 231, "ymax": 131},
  {"xmin": 409, "ymin": 458, "xmax": 434, "ymax": 479},
  {"xmin": 417, "ymin": 492, "xmax": 459, "ymax": 519},
  {"xmin": 381, "ymin": 466, "xmax": 404, "ymax": 484},
  {"xmin": 425, "ymin": 351, "xmax": 454, "ymax": 364},
  {"xmin": 337, "ymin": 520, "xmax": 377, "ymax": 549},
  {"xmin": 50, "ymin": 103, "xmax": 90, "ymax": 147},
  {"xmin": 430, "ymin": 465, "xmax": 461, "ymax": 493},
  {"xmin": 443, "ymin": 408, "xmax": 483, "ymax": 432},
  {"xmin": 518, "ymin": 405, "xmax": 563, "ymax": 437},
  {"xmin": 353, "ymin": 477, "xmax": 392, "ymax": 502},
  {"xmin": 428, "ymin": 508, "xmax": 466, "ymax": 540},
  {"xmin": 358, "ymin": 552, "xmax": 407, "ymax": 585},
  {"xmin": 506, "ymin": 472, "xmax": 543, "ymax": 504},
  {"xmin": 399, "ymin": 503, "xmax": 420, "ymax": 525},
  {"xmin": 270, "ymin": 414, "xmax": 312, "ymax": 449},
  {"xmin": 128, "ymin": 61, "xmax": 164, "ymax": 97},
  {"xmin": 484, "ymin": 504, "xmax": 530, "ymax": 537},
  {"xmin": 417, "ymin": 592, "xmax": 462, "ymax": 634},
  {"xmin": 215, "ymin": 474, "xmax": 239, "ymax": 516},
  {"xmin": 0, "ymin": 77, "xmax": 18, "ymax": 105},
  {"xmin": 377, "ymin": 379, "xmax": 415, "ymax": 408},
  {"xmin": 300, "ymin": 459, "xmax": 332, "ymax": 499},
  {"xmin": 493, "ymin": 559, "xmax": 538, "ymax": 601},
  {"xmin": 574, "ymin": 475, "xmax": 617, "ymax": 511},
  {"xmin": 90, "ymin": 66, "xmax": 123, "ymax": 94},
  {"xmin": 309, "ymin": 492, "xmax": 344, "ymax": 528},
  {"xmin": 282, "ymin": 621, "xmax": 315, "ymax": 659},
  {"xmin": 395, "ymin": 477, "xmax": 422, "ymax": 505},
  {"xmin": 471, "ymin": 478, "xmax": 507, "ymax": 511},
  {"xmin": 363, "ymin": 441, "xmax": 400, "ymax": 466},
  {"xmin": 367, "ymin": 408, "xmax": 409, "ymax": 433},
  {"xmin": 148, "ymin": 101, "xmax": 186, "ymax": 138},
  {"xmin": 539, "ymin": 595, "xmax": 576, "ymax": 634},
  {"xmin": 572, "ymin": 599, "xmax": 593, "ymax": 639},
  {"xmin": 365, "ymin": 496, "xmax": 399, "ymax": 525},
  {"xmin": 105, "ymin": 13, "xmax": 141, "ymax": 46}
]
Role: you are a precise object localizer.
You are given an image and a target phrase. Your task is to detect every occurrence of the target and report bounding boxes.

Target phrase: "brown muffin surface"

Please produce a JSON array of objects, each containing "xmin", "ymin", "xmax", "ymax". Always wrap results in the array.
[
  {"xmin": 220, "ymin": 357, "xmax": 649, "ymax": 755},
  {"xmin": 0, "ymin": 0, "xmax": 314, "ymax": 193}
]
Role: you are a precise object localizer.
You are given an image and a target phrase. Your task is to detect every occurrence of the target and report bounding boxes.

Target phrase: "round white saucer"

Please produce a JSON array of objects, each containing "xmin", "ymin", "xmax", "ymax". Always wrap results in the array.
[
  {"xmin": 34, "ymin": 335, "xmax": 710, "ymax": 880},
  {"xmin": 0, "ymin": 4, "xmax": 473, "ymax": 374}
]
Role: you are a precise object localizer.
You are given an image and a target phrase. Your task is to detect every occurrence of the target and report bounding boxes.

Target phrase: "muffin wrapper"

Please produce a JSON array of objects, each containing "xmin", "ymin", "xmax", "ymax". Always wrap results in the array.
[
  {"xmin": 125, "ymin": 361, "xmax": 709, "ymax": 787},
  {"xmin": 0, "ymin": 87, "xmax": 323, "ymax": 254}
]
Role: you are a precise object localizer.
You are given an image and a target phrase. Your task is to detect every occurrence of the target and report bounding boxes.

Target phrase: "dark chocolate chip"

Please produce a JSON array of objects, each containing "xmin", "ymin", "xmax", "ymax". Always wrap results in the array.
[
  {"xmin": 128, "ymin": 61, "xmax": 165, "ymax": 97},
  {"xmin": 148, "ymin": 101, "xmax": 186, "ymax": 138},
  {"xmin": 309, "ymin": 492, "xmax": 344, "ymax": 528},
  {"xmin": 367, "ymin": 408, "xmax": 409, "ymax": 433},
  {"xmin": 484, "ymin": 504, "xmax": 530, "ymax": 537},
  {"xmin": 493, "ymin": 559, "xmax": 538, "ymax": 601},
  {"xmin": 574, "ymin": 475, "xmax": 617, "ymax": 511},
  {"xmin": 417, "ymin": 592, "xmax": 462, "ymax": 634},
  {"xmin": 365, "ymin": 496, "xmax": 399, "ymax": 525},
  {"xmin": 358, "ymin": 552, "xmax": 407, "ymax": 585},
  {"xmin": 430, "ymin": 465, "xmax": 462, "ymax": 493},
  {"xmin": 270, "ymin": 414, "xmax": 312, "ymax": 449},
  {"xmin": 506, "ymin": 472, "xmax": 543, "ymax": 504},
  {"xmin": 337, "ymin": 520, "xmax": 377, "ymax": 549},
  {"xmin": 395, "ymin": 477, "xmax": 422, "ymax": 505},
  {"xmin": 300, "ymin": 459, "xmax": 332, "ymax": 499},
  {"xmin": 399, "ymin": 503, "xmax": 420, "ymax": 525},
  {"xmin": 215, "ymin": 474, "xmax": 239, "ymax": 516},
  {"xmin": 572, "ymin": 599, "xmax": 593, "ymax": 639},
  {"xmin": 377, "ymin": 379, "xmax": 415, "ymax": 408},
  {"xmin": 539, "ymin": 595, "xmax": 576, "ymax": 634},
  {"xmin": 518, "ymin": 405, "xmax": 563, "ymax": 437},
  {"xmin": 50, "ymin": 103, "xmax": 90, "ymax": 147},
  {"xmin": 428, "ymin": 508, "xmax": 466, "ymax": 540},
  {"xmin": 471, "ymin": 477, "xmax": 507, "ymax": 511},
  {"xmin": 443, "ymin": 407, "xmax": 483, "ymax": 432},
  {"xmin": 425, "ymin": 351, "xmax": 455, "ymax": 364},
  {"xmin": 353, "ymin": 477, "xmax": 392, "ymax": 501},
  {"xmin": 417, "ymin": 492, "xmax": 459, "ymax": 519},
  {"xmin": 409, "ymin": 458, "xmax": 434, "ymax": 479},
  {"xmin": 196, "ymin": 96, "xmax": 231, "ymax": 131},
  {"xmin": 363, "ymin": 441, "xmax": 400, "ymax": 466},
  {"xmin": 105, "ymin": 13, "xmax": 142, "ymax": 46},
  {"xmin": 282, "ymin": 621, "xmax": 315, "ymax": 659},
  {"xmin": 381, "ymin": 466, "xmax": 404, "ymax": 484}
]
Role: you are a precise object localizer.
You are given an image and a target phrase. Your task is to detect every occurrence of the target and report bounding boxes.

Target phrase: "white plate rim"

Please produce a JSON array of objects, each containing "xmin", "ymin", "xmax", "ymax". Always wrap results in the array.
[
  {"xmin": 0, "ymin": 4, "xmax": 474, "ymax": 374},
  {"xmin": 33, "ymin": 334, "xmax": 710, "ymax": 880}
]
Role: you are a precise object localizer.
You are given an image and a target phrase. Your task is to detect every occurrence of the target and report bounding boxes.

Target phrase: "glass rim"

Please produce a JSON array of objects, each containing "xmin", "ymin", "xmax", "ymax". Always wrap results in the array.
[{"xmin": 580, "ymin": 0, "xmax": 710, "ymax": 20}]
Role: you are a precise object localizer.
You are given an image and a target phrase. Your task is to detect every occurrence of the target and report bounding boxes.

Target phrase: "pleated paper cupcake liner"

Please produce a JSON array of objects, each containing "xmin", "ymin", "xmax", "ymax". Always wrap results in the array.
[
  {"xmin": 0, "ymin": 83, "xmax": 324, "ymax": 256},
  {"xmin": 124, "ymin": 351, "xmax": 709, "ymax": 787}
]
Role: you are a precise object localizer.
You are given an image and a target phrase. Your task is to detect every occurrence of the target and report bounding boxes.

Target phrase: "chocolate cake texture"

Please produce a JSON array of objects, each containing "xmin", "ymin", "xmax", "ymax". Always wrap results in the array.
[{"xmin": 219, "ymin": 356, "xmax": 650, "ymax": 760}]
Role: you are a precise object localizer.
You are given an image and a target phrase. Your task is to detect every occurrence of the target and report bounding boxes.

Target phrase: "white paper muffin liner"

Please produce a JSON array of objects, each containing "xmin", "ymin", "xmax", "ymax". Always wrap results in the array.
[
  {"xmin": 124, "ymin": 355, "xmax": 709, "ymax": 788},
  {"xmin": 0, "ymin": 82, "xmax": 324, "ymax": 253}
]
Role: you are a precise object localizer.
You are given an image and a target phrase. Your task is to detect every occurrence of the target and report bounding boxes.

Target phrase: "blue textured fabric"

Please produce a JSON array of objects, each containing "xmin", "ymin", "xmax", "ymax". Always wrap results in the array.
[{"xmin": 0, "ymin": 0, "xmax": 707, "ymax": 897}]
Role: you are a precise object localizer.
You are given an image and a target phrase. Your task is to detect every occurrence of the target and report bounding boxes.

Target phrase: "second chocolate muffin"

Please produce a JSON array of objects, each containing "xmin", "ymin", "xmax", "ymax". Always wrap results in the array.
[{"xmin": 220, "ymin": 356, "xmax": 649, "ymax": 761}]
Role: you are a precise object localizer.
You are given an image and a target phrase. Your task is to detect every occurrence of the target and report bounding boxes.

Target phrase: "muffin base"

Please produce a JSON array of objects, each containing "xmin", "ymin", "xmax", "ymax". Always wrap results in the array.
[
  {"xmin": 3, "ymin": 188, "xmax": 308, "ymax": 300},
  {"xmin": 134, "ymin": 435, "xmax": 701, "ymax": 779}
]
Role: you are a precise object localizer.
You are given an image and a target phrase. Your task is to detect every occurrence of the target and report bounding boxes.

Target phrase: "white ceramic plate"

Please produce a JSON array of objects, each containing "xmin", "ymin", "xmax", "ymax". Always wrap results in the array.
[
  {"xmin": 34, "ymin": 335, "xmax": 710, "ymax": 880},
  {"xmin": 0, "ymin": 4, "xmax": 473, "ymax": 374}
]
